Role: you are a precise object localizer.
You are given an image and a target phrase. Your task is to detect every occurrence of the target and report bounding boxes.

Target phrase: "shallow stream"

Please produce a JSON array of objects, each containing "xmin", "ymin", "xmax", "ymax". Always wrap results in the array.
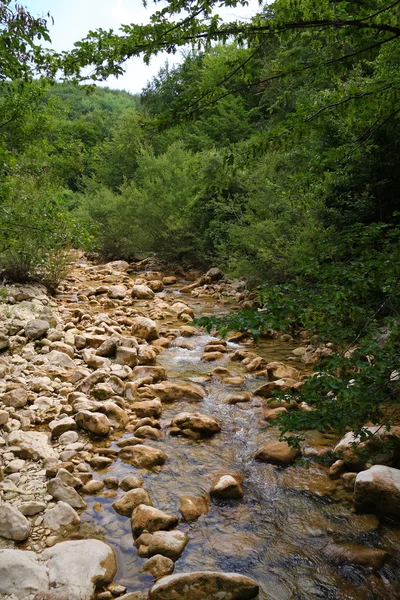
[{"xmin": 77, "ymin": 285, "xmax": 400, "ymax": 600}]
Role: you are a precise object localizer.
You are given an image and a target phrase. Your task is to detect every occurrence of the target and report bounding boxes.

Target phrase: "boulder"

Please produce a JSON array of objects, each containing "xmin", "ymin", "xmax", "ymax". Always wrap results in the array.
[
  {"xmin": 169, "ymin": 412, "xmax": 221, "ymax": 439},
  {"xmin": 42, "ymin": 539, "xmax": 117, "ymax": 600},
  {"xmin": 254, "ymin": 441, "xmax": 301, "ymax": 466},
  {"xmin": 210, "ymin": 474, "xmax": 244, "ymax": 500},
  {"xmin": 0, "ymin": 549, "xmax": 49, "ymax": 598},
  {"xmin": 353, "ymin": 465, "xmax": 400, "ymax": 520},
  {"xmin": 130, "ymin": 399, "xmax": 162, "ymax": 419},
  {"xmin": 265, "ymin": 361, "xmax": 301, "ymax": 381},
  {"xmin": 120, "ymin": 475, "xmax": 143, "ymax": 491},
  {"xmin": 149, "ymin": 572, "xmax": 259, "ymax": 600},
  {"xmin": 109, "ymin": 284, "xmax": 127, "ymax": 299},
  {"xmin": 131, "ymin": 285, "xmax": 155, "ymax": 299},
  {"xmin": 0, "ymin": 504, "xmax": 31, "ymax": 541},
  {"xmin": 75, "ymin": 410, "xmax": 111, "ymax": 436},
  {"xmin": 1, "ymin": 387, "xmax": 28, "ymax": 408},
  {"xmin": 141, "ymin": 554, "xmax": 175, "ymax": 580},
  {"xmin": 44, "ymin": 501, "xmax": 81, "ymax": 530},
  {"xmin": 135, "ymin": 530, "xmax": 189, "ymax": 560},
  {"xmin": 131, "ymin": 317, "xmax": 159, "ymax": 341},
  {"xmin": 132, "ymin": 504, "xmax": 178, "ymax": 536},
  {"xmin": 119, "ymin": 445, "xmax": 167, "ymax": 469},
  {"xmin": 179, "ymin": 496, "xmax": 209, "ymax": 523},
  {"xmin": 150, "ymin": 381, "xmax": 205, "ymax": 403},
  {"xmin": 112, "ymin": 489, "xmax": 152, "ymax": 517},
  {"xmin": 47, "ymin": 477, "xmax": 87, "ymax": 509},
  {"xmin": 25, "ymin": 318, "xmax": 50, "ymax": 340}
]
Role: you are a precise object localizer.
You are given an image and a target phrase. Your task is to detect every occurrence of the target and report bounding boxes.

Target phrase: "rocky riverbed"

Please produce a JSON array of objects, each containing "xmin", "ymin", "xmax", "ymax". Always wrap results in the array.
[{"xmin": 0, "ymin": 256, "xmax": 399, "ymax": 600}]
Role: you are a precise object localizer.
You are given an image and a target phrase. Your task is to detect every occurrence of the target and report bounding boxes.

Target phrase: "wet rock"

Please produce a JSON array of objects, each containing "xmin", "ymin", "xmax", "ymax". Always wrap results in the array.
[
  {"xmin": 254, "ymin": 441, "xmax": 301, "ymax": 466},
  {"xmin": 2, "ymin": 387, "xmax": 28, "ymax": 408},
  {"xmin": 8, "ymin": 430, "xmax": 57, "ymax": 460},
  {"xmin": 89, "ymin": 456, "xmax": 113, "ymax": 470},
  {"xmin": 25, "ymin": 319, "xmax": 50, "ymax": 340},
  {"xmin": 353, "ymin": 465, "xmax": 400, "ymax": 520},
  {"xmin": 169, "ymin": 412, "xmax": 221, "ymax": 439},
  {"xmin": 120, "ymin": 475, "xmax": 143, "ymax": 491},
  {"xmin": 75, "ymin": 410, "xmax": 111, "ymax": 436},
  {"xmin": 132, "ymin": 504, "xmax": 178, "ymax": 536},
  {"xmin": 131, "ymin": 284, "xmax": 155, "ymax": 299},
  {"xmin": 141, "ymin": 554, "xmax": 175, "ymax": 579},
  {"xmin": 47, "ymin": 477, "xmax": 87, "ymax": 509},
  {"xmin": 119, "ymin": 594, "xmax": 147, "ymax": 600},
  {"xmin": 43, "ymin": 501, "xmax": 81, "ymax": 530},
  {"xmin": 130, "ymin": 399, "xmax": 162, "ymax": 419},
  {"xmin": 263, "ymin": 406, "xmax": 288, "ymax": 421},
  {"xmin": 324, "ymin": 542, "xmax": 390, "ymax": 570},
  {"xmin": 150, "ymin": 381, "xmax": 205, "ymax": 403},
  {"xmin": 201, "ymin": 352, "xmax": 224, "ymax": 362},
  {"xmin": 135, "ymin": 530, "xmax": 189, "ymax": 560},
  {"xmin": 119, "ymin": 445, "xmax": 167, "ymax": 469},
  {"xmin": 179, "ymin": 496, "xmax": 209, "ymax": 523},
  {"xmin": 135, "ymin": 425, "xmax": 162, "ymax": 440},
  {"xmin": 112, "ymin": 488, "xmax": 152, "ymax": 517},
  {"xmin": 131, "ymin": 316, "xmax": 159, "ymax": 341},
  {"xmin": 49, "ymin": 416, "xmax": 77, "ymax": 438},
  {"xmin": 148, "ymin": 572, "xmax": 259, "ymax": 600},
  {"xmin": 82, "ymin": 479, "xmax": 105, "ymax": 494},
  {"xmin": 104, "ymin": 477, "xmax": 119, "ymax": 489},
  {"xmin": 210, "ymin": 474, "xmax": 244, "ymax": 500},
  {"xmin": 254, "ymin": 379, "xmax": 300, "ymax": 398},
  {"xmin": 117, "ymin": 436, "xmax": 144, "ymax": 447},
  {"xmin": 0, "ymin": 504, "xmax": 31, "ymax": 540},
  {"xmin": 163, "ymin": 276, "xmax": 177, "ymax": 285},
  {"xmin": 99, "ymin": 401, "xmax": 129, "ymax": 428}
]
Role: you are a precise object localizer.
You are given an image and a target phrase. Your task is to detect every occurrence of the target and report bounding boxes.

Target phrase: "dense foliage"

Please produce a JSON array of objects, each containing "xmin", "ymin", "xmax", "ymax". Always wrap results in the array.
[{"xmin": 1, "ymin": 0, "xmax": 399, "ymax": 437}]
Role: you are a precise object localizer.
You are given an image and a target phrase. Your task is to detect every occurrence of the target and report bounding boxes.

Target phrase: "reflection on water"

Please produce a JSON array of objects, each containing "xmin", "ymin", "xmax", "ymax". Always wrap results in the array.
[{"xmin": 79, "ymin": 296, "xmax": 400, "ymax": 600}]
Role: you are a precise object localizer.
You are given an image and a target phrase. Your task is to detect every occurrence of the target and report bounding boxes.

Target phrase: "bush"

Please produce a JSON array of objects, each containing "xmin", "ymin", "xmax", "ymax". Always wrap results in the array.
[{"xmin": 0, "ymin": 177, "xmax": 74, "ymax": 291}]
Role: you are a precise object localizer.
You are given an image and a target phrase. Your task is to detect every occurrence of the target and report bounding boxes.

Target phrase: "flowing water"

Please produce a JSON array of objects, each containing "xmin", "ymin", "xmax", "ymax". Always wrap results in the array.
[{"xmin": 74, "ymin": 281, "xmax": 400, "ymax": 600}]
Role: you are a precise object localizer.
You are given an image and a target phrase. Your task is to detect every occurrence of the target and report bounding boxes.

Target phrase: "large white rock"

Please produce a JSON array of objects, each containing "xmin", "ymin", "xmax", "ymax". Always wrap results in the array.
[
  {"xmin": 0, "ymin": 549, "xmax": 49, "ymax": 598},
  {"xmin": 0, "ymin": 539, "xmax": 117, "ymax": 600},
  {"xmin": 354, "ymin": 465, "xmax": 400, "ymax": 519}
]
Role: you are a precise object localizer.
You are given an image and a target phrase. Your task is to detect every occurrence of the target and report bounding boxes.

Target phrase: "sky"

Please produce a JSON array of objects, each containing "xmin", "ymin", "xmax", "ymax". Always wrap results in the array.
[{"xmin": 26, "ymin": 0, "xmax": 261, "ymax": 95}]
